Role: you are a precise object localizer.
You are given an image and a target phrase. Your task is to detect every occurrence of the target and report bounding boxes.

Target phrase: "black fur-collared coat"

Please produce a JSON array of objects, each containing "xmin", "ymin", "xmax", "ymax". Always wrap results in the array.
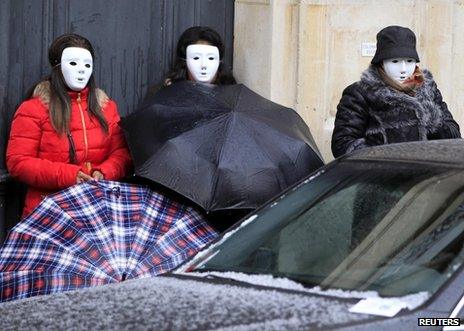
[{"xmin": 331, "ymin": 66, "xmax": 461, "ymax": 158}]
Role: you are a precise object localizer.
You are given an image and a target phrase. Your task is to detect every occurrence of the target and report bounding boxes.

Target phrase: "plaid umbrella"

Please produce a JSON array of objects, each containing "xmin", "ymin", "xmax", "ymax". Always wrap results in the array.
[{"xmin": 0, "ymin": 180, "xmax": 218, "ymax": 302}]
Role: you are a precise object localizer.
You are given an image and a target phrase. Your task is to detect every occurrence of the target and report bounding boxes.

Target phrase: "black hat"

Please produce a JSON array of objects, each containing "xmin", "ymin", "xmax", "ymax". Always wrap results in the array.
[{"xmin": 371, "ymin": 26, "xmax": 420, "ymax": 64}]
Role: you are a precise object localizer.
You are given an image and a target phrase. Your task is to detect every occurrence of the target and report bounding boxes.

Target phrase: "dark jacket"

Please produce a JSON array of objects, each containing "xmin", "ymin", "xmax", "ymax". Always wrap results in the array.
[{"xmin": 331, "ymin": 66, "xmax": 461, "ymax": 158}]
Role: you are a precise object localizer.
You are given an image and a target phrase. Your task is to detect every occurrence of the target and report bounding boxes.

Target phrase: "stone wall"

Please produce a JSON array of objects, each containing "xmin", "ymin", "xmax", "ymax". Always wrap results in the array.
[{"xmin": 234, "ymin": 0, "xmax": 464, "ymax": 161}]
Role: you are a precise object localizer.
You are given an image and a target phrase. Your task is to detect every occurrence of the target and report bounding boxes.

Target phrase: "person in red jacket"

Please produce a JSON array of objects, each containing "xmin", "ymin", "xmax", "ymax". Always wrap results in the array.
[{"xmin": 7, "ymin": 33, "xmax": 132, "ymax": 217}]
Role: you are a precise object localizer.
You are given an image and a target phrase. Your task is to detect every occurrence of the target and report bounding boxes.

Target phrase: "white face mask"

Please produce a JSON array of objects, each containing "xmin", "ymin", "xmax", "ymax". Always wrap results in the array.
[
  {"xmin": 60, "ymin": 47, "xmax": 93, "ymax": 91},
  {"xmin": 382, "ymin": 58, "xmax": 416, "ymax": 83},
  {"xmin": 186, "ymin": 44, "xmax": 220, "ymax": 83}
]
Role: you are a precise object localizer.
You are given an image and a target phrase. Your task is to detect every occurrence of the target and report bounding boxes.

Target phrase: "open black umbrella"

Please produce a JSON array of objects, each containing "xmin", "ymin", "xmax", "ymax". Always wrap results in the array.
[{"xmin": 121, "ymin": 81, "xmax": 323, "ymax": 212}]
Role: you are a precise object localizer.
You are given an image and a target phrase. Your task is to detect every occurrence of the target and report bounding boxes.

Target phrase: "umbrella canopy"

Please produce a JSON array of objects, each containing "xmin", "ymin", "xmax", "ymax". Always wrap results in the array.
[
  {"xmin": 122, "ymin": 81, "xmax": 324, "ymax": 212},
  {"xmin": 0, "ymin": 180, "xmax": 217, "ymax": 302}
]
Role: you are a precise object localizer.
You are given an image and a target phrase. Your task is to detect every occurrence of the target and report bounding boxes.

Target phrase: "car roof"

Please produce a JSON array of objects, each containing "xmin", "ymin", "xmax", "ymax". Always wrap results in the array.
[
  {"xmin": 345, "ymin": 139, "xmax": 464, "ymax": 166},
  {"xmin": 0, "ymin": 274, "xmax": 376, "ymax": 330}
]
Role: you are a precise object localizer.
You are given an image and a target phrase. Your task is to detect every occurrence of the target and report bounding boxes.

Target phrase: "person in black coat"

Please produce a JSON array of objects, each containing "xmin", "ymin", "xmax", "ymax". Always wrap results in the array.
[{"xmin": 332, "ymin": 26, "xmax": 461, "ymax": 158}]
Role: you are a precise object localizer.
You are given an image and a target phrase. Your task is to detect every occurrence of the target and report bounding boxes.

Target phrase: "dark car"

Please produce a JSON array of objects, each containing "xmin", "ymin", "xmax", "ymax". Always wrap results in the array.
[{"xmin": 1, "ymin": 140, "xmax": 464, "ymax": 330}]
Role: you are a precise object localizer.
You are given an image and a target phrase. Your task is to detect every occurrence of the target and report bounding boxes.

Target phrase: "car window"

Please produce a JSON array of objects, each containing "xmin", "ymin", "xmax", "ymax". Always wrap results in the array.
[{"xmin": 193, "ymin": 161, "xmax": 464, "ymax": 297}]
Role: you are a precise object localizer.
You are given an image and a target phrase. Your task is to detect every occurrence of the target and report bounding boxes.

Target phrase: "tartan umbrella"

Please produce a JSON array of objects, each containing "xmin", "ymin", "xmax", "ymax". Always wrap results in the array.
[{"xmin": 0, "ymin": 180, "xmax": 217, "ymax": 302}]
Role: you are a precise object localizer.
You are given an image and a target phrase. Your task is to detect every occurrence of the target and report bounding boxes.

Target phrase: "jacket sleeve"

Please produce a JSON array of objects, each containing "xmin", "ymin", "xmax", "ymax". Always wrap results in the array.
[
  {"xmin": 6, "ymin": 100, "xmax": 80, "ymax": 189},
  {"xmin": 97, "ymin": 100, "xmax": 133, "ymax": 180},
  {"xmin": 428, "ymin": 83, "xmax": 461, "ymax": 140},
  {"xmin": 331, "ymin": 83, "xmax": 370, "ymax": 158}
]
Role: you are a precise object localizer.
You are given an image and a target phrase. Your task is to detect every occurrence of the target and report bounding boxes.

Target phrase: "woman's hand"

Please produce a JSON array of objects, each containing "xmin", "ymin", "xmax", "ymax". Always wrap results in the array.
[
  {"xmin": 92, "ymin": 170, "xmax": 105, "ymax": 180},
  {"xmin": 76, "ymin": 171, "xmax": 93, "ymax": 184}
]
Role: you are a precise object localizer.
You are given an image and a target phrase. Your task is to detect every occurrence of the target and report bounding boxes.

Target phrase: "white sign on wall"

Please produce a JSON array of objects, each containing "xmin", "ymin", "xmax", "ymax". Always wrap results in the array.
[{"xmin": 361, "ymin": 42, "xmax": 376, "ymax": 57}]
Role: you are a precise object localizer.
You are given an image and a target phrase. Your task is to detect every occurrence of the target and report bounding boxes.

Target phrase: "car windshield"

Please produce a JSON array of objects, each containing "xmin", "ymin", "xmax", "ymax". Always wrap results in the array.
[{"xmin": 193, "ymin": 160, "xmax": 464, "ymax": 297}]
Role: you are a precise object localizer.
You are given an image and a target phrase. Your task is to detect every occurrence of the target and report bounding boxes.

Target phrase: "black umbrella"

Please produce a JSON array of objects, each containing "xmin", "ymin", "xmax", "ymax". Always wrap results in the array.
[{"xmin": 121, "ymin": 81, "xmax": 323, "ymax": 212}]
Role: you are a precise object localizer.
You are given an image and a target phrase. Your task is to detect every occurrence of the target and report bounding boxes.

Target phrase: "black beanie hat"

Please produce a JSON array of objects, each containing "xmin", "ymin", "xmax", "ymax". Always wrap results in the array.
[{"xmin": 371, "ymin": 26, "xmax": 420, "ymax": 65}]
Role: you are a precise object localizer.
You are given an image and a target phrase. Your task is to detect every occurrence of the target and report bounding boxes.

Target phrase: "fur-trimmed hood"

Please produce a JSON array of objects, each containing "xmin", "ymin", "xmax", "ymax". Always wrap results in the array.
[{"xmin": 32, "ymin": 80, "xmax": 110, "ymax": 107}]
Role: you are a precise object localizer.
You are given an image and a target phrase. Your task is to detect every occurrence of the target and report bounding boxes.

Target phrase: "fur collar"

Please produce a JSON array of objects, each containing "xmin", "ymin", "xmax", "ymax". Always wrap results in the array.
[
  {"xmin": 359, "ymin": 66, "xmax": 444, "ymax": 136},
  {"xmin": 359, "ymin": 65, "xmax": 434, "ymax": 96},
  {"xmin": 32, "ymin": 81, "xmax": 109, "ymax": 108}
]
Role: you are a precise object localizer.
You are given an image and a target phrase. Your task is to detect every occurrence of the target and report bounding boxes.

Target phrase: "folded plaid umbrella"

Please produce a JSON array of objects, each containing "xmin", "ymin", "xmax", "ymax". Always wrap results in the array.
[{"xmin": 0, "ymin": 180, "xmax": 218, "ymax": 302}]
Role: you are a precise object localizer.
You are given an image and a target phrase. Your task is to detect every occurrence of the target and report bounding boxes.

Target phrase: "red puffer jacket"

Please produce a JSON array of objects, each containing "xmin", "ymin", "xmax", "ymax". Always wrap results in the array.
[{"xmin": 7, "ymin": 81, "xmax": 132, "ymax": 217}]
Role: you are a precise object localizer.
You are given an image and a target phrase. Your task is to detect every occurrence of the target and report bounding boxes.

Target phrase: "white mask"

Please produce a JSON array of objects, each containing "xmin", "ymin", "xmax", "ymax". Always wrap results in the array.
[
  {"xmin": 382, "ymin": 57, "xmax": 416, "ymax": 83},
  {"xmin": 60, "ymin": 47, "xmax": 93, "ymax": 91},
  {"xmin": 186, "ymin": 44, "xmax": 220, "ymax": 83}
]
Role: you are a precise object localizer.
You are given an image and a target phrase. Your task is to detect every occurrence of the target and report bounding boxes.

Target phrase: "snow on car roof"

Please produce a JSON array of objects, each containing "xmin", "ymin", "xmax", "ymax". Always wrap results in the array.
[
  {"xmin": 0, "ymin": 274, "xmax": 375, "ymax": 330},
  {"xmin": 346, "ymin": 139, "xmax": 464, "ymax": 166},
  {"xmin": 185, "ymin": 271, "xmax": 430, "ymax": 313}
]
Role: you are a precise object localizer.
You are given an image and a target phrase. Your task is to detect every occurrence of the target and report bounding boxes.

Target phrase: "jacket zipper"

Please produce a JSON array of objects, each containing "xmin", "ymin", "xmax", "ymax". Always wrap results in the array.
[{"xmin": 77, "ymin": 93, "xmax": 91, "ymax": 173}]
